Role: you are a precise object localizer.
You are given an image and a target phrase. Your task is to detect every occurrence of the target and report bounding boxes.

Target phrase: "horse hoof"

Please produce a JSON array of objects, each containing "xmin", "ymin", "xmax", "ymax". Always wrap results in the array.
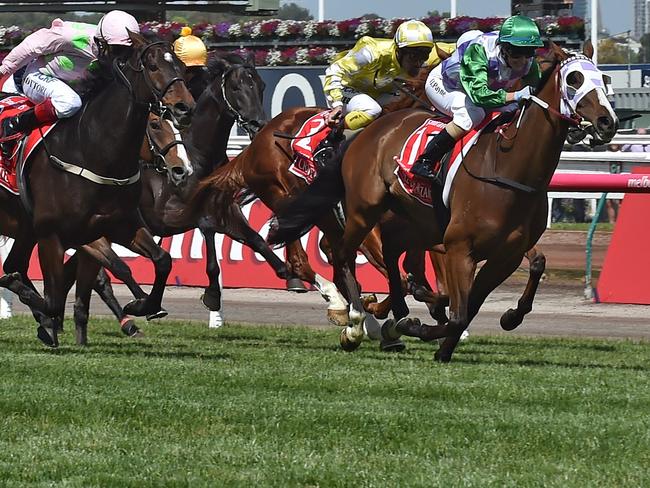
[
  {"xmin": 123, "ymin": 299, "xmax": 150, "ymax": 317},
  {"xmin": 200, "ymin": 292, "xmax": 221, "ymax": 311},
  {"xmin": 328, "ymin": 308, "xmax": 349, "ymax": 327},
  {"xmin": 362, "ymin": 294, "xmax": 377, "ymax": 305},
  {"xmin": 340, "ymin": 328, "xmax": 361, "ymax": 352},
  {"xmin": 380, "ymin": 338, "xmax": 406, "ymax": 353},
  {"xmin": 209, "ymin": 310, "xmax": 224, "ymax": 329},
  {"xmin": 286, "ymin": 278, "xmax": 308, "ymax": 293},
  {"xmin": 380, "ymin": 318, "xmax": 401, "ymax": 341},
  {"xmin": 37, "ymin": 325, "xmax": 58, "ymax": 348},
  {"xmin": 500, "ymin": 308, "xmax": 522, "ymax": 331},
  {"xmin": 121, "ymin": 320, "xmax": 143, "ymax": 338},
  {"xmin": 146, "ymin": 309, "xmax": 168, "ymax": 321},
  {"xmin": 434, "ymin": 349, "xmax": 452, "ymax": 363}
]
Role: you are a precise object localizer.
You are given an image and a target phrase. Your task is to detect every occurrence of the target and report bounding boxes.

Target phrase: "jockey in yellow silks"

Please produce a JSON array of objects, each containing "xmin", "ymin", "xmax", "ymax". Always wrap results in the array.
[
  {"xmin": 411, "ymin": 15, "xmax": 543, "ymax": 183},
  {"xmin": 322, "ymin": 20, "xmax": 454, "ymax": 131}
]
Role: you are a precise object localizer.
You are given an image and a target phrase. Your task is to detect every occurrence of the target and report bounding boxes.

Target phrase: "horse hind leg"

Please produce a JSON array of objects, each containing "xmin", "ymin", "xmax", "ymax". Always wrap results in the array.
[
  {"xmin": 500, "ymin": 250, "xmax": 546, "ymax": 331},
  {"xmin": 72, "ymin": 253, "xmax": 102, "ymax": 346},
  {"xmin": 92, "ymin": 268, "xmax": 143, "ymax": 338}
]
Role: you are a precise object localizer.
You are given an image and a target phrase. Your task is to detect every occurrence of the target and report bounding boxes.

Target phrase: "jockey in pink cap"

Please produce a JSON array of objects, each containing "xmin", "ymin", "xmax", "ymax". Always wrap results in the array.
[{"xmin": 0, "ymin": 10, "xmax": 140, "ymax": 139}]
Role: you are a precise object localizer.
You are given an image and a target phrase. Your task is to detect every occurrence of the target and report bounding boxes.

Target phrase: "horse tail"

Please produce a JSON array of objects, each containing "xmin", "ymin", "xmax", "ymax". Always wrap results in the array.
[
  {"xmin": 267, "ymin": 158, "xmax": 344, "ymax": 247},
  {"xmin": 168, "ymin": 160, "xmax": 246, "ymax": 226}
]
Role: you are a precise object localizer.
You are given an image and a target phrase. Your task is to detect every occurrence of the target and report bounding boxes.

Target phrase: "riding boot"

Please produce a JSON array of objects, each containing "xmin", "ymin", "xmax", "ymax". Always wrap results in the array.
[
  {"xmin": 313, "ymin": 121, "xmax": 345, "ymax": 170},
  {"xmin": 410, "ymin": 128, "xmax": 457, "ymax": 185},
  {"xmin": 1, "ymin": 99, "xmax": 58, "ymax": 139}
]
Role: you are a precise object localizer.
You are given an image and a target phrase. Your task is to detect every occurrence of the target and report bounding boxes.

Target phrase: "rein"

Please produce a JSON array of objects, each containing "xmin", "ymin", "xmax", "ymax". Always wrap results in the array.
[{"xmin": 460, "ymin": 60, "xmax": 586, "ymax": 194}]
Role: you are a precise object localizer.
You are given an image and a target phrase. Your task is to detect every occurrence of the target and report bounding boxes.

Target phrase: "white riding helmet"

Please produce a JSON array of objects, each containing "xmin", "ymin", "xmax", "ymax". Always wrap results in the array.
[{"xmin": 96, "ymin": 10, "xmax": 140, "ymax": 46}]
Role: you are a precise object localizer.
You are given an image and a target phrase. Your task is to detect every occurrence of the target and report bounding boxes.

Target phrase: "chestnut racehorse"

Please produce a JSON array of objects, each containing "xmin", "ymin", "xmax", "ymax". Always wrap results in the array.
[{"xmin": 269, "ymin": 42, "xmax": 617, "ymax": 361}]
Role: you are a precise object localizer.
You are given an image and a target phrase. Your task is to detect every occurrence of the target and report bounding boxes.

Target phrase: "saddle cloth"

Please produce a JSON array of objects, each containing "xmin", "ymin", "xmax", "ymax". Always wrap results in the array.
[
  {"xmin": 289, "ymin": 111, "xmax": 331, "ymax": 185},
  {"xmin": 0, "ymin": 83, "xmax": 56, "ymax": 194},
  {"xmin": 394, "ymin": 112, "xmax": 502, "ymax": 208}
]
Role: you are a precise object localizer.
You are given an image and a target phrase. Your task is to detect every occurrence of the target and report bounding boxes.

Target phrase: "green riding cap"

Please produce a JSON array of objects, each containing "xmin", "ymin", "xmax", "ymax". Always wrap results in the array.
[{"xmin": 498, "ymin": 15, "xmax": 544, "ymax": 47}]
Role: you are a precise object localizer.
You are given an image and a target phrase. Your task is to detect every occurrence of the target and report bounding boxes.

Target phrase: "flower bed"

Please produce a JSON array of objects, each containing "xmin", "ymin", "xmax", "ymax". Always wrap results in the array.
[{"xmin": 0, "ymin": 15, "xmax": 585, "ymax": 66}]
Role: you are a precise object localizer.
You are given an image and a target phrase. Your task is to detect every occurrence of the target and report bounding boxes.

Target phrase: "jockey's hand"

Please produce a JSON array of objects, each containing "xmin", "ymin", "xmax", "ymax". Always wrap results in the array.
[
  {"xmin": 513, "ymin": 86, "xmax": 533, "ymax": 102},
  {"xmin": 325, "ymin": 106, "xmax": 343, "ymax": 127}
]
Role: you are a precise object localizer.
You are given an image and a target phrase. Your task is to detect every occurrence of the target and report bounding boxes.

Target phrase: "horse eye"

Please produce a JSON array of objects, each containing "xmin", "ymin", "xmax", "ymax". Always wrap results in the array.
[
  {"xmin": 150, "ymin": 121, "xmax": 162, "ymax": 130},
  {"xmin": 567, "ymin": 71, "xmax": 584, "ymax": 88}
]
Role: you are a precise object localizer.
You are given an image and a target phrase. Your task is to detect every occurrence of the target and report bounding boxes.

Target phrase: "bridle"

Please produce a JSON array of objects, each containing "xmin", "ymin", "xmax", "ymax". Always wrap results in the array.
[
  {"xmin": 219, "ymin": 64, "xmax": 263, "ymax": 139},
  {"xmin": 112, "ymin": 41, "xmax": 186, "ymax": 106},
  {"xmin": 142, "ymin": 114, "xmax": 188, "ymax": 173}
]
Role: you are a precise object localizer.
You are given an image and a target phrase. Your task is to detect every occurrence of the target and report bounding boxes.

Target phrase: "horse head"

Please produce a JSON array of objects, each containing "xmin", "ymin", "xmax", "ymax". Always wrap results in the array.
[
  {"xmin": 545, "ymin": 41, "xmax": 618, "ymax": 144},
  {"xmin": 144, "ymin": 112, "xmax": 193, "ymax": 186},
  {"xmin": 124, "ymin": 32, "xmax": 196, "ymax": 129},
  {"xmin": 207, "ymin": 52, "xmax": 267, "ymax": 139}
]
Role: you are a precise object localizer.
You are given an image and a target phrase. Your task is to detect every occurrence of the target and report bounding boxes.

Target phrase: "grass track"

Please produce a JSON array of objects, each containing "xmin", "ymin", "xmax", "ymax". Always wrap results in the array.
[{"xmin": 0, "ymin": 316, "xmax": 649, "ymax": 487}]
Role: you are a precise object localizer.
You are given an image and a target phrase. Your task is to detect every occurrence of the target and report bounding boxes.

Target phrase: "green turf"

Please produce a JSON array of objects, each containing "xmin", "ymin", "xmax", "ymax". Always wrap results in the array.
[{"xmin": 0, "ymin": 316, "xmax": 648, "ymax": 487}]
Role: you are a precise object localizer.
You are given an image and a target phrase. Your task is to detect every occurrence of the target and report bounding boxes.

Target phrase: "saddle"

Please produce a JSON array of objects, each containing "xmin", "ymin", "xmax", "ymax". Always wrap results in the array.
[{"xmin": 0, "ymin": 93, "xmax": 55, "ymax": 195}]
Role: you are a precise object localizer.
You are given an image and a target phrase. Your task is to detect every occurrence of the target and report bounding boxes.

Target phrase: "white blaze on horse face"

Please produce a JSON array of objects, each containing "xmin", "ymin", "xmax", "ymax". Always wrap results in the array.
[
  {"xmin": 164, "ymin": 52, "xmax": 174, "ymax": 64},
  {"xmin": 165, "ymin": 119, "xmax": 193, "ymax": 175}
]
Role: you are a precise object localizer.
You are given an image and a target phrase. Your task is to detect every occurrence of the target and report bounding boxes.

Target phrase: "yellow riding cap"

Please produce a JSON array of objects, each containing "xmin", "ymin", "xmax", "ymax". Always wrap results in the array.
[
  {"xmin": 394, "ymin": 20, "xmax": 434, "ymax": 49},
  {"xmin": 173, "ymin": 26, "xmax": 207, "ymax": 67}
]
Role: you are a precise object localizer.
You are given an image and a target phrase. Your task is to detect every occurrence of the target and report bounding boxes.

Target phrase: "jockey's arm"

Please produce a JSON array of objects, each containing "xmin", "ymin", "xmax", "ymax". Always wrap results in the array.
[
  {"xmin": 323, "ymin": 39, "xmax": 376, "ymax": 111},
  {"xmin": 459, "ymin": 43, "xmax": 509, "ymax": 108},
  {"xmin": 521, "ymin": 60, "xmax": 541, "ymax": 88},
  {"xmin": 0, "ymin": 26, "xmax": 66, "ymax": 76}
]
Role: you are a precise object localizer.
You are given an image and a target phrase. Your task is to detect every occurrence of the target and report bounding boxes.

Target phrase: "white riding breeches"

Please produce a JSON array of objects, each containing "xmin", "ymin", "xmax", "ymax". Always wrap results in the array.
[
  {"xmin": 424, "ymin": 65, "xmax": 515, "ymax": 131},
  {"xmin": 340, "ymin": 86, "xmax": 399, "ymax": 117},
  {"xmin": 21, "ymin": 65, "xmax": 82, "ymax": 118}
]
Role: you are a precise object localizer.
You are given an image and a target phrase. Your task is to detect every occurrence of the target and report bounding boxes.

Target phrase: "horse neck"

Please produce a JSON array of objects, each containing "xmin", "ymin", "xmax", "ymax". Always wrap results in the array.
[
  {"xmin": 186, "ymin": 84, "xmax": 235, "ymax": 179},
  {"xmin": 78, "ymin": 77, "xmax": 150, "ymax": 178},
  {"xmin": 500, "ymin": 68, "xmax": 568, "ymax": 189}
]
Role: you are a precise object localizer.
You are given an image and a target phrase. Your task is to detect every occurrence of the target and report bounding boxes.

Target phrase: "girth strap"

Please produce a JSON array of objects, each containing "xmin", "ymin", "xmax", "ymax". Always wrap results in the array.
[{"xmin": 49, "ymin": 155, "xmax": 140, "ymax": 186}]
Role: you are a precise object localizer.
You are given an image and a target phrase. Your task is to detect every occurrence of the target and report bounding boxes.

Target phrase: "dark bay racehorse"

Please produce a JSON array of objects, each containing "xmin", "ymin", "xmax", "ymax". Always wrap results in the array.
[
  {"xmin": 269, "ymin": 42, "xmax": 618, "ymax": 361},
  {"xmin": 0, "ymin": 32, "xmax": 195, "ymax": 346},
  {"xmin": 73, "ymin": 53, "xmax": 289, "ymax": 333}
]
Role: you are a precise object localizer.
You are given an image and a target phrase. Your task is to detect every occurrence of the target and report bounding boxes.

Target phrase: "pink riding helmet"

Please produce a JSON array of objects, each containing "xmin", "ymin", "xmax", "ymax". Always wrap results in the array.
[{"xmin": 96, "ymin": 10, "xmax": 140, "ymax": 46}]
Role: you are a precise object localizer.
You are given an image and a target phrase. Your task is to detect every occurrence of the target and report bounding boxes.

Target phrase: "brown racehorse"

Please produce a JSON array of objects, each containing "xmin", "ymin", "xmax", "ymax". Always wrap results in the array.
[
  {"xmin": 269, "ymin": 42, "xmax": 618, "ymax": 361},
  {"xmin": 193, "ymin": 106, "xmax": 393, "ymax": 333},
  {"xmin": 0, "ymin": 32, "xmax": 195, "ymax": 347}
]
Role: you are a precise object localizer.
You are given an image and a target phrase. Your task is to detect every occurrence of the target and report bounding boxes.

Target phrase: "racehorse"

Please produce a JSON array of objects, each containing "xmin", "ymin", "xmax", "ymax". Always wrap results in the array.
[
  {"xmin": 190, "ymin": 105, "xmax": 394, "ymax": 334},
  {"xmin": 71, "ymin": 53, "xmax": 290, "ymax": 334},
  {"xmin": 0, "ymin": 32, "xmax": 196, "ymax": 347},
  {"xmin": 268, "ymin": 41, "xmax": 618, "ymax": 361}
]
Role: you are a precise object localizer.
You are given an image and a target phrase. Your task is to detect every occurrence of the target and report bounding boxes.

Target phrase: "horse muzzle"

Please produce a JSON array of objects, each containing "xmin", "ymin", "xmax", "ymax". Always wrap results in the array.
[
  {"xmin": 168, "ymin": 165, "xmax": 189, "ymax": 186},
  {"xmin": 170, "ymin": 102, "xmax": 193, "ymax": 130}
]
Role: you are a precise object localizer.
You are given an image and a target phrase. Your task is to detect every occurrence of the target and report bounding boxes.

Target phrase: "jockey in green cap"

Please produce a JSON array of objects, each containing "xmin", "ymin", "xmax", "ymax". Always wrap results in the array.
[{"xmin": 411, "ymin": 15, "xmax": 544, "ymax": 183}]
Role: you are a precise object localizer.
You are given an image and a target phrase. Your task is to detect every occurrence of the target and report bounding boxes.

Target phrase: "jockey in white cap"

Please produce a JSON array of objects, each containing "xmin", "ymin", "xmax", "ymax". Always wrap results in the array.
[{"xmin": 0, "ymin": 10, "xmax": 140, "ymax": 138}]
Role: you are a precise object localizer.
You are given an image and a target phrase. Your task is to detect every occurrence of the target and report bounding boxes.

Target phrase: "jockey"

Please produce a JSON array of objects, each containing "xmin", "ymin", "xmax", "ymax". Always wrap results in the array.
[
  {"xmin": 411, "ymin": 15, "xmax": 543, "ymax": 183},
  {"xmin": 314, "ymin": 20, "xmax": 451, "ymax": 165},
  {"xmin": 0, "ymin": 10, "xmax": 140, "ymax": 139},
  {"xmin": 173, "ymin": 26, "xmax": 208, "ymax": 101},
  {"xmin": 323, "ymin": 20, "xmax": 436, "ymax": 131}
]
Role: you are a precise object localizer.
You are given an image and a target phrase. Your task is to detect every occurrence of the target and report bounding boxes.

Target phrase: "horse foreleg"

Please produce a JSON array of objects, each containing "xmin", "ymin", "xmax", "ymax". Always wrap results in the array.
[
  {"xmin": 500, "ymin": 250, "xmax": 546, "ymax": 331},
  {"xmin": 198, "ymin": 225, "xmax": 225, "ymax": 329},
  {"xmin": 113, "ymin": 227, "xmax": 171, "ymax": 318},
  {"xmin": 91, "ymin": 268, "xmax": 142, "ymax": 338},
  {"xmin": 81, "ymin": 239, "xmax": 148, "ymax": 300},
  {"xmin": 72, "ymin": 252, "xmax": 101, "ymax": 346},
  {"xmin": 35, "ymin": 234, "xmax": 67, "ymax": 347}
]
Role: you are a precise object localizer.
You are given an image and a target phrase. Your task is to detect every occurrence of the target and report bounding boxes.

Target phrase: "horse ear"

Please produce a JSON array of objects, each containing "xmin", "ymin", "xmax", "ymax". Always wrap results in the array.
[
  {"xmin": 435, "ymin": 43, "xmax": 451, "ymax": 61},
  {"xmin": 127, "ymin": 29, "xmax": 146, "ymax": 48},
  {"xmin": 245, "ymin": 51, "xmax": 256, "ymax": 67},
  {"xmin": 583, "ymin": 40, "xmax": 594, "ymax": 59}
]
